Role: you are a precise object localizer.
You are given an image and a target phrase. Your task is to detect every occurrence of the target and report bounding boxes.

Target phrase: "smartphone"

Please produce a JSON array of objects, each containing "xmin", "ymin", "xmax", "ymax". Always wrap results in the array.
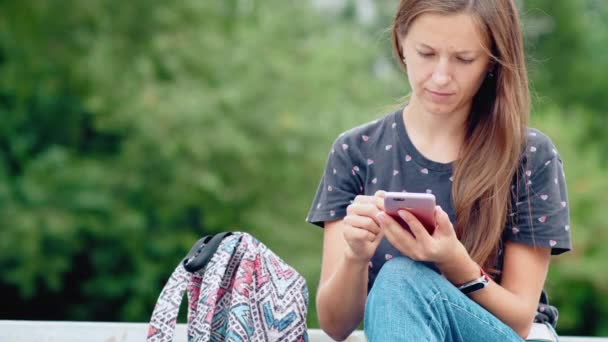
[{"xmin": 383, "ymin": 192, "xmax": 437, "ymax": 235}]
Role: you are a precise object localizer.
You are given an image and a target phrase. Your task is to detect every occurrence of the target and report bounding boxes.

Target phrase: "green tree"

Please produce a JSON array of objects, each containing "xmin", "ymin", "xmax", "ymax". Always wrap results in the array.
[
  {"xmin": 523, "ymin": 0, "xmax": 608, "ymax": 160},
  {"xmin": 0, "ymin": 0, "xmax": 402, "ymax": 323}
]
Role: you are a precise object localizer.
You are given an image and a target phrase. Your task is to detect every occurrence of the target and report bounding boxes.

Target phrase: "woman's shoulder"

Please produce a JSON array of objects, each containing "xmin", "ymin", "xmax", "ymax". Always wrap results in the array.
[
  {"xmin": 331, "ymin": 109, "xmax": 400, "ymax": 148},
  {"xmin": 521, "ymin": 127, "xmax": 564, "ymax": 171},
  {"xmin": 525, "ymin": 128, "xmax": 560, "ymax": 156}
]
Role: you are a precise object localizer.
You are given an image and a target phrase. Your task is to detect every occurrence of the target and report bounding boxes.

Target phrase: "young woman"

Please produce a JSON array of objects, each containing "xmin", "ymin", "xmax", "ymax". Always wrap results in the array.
[{"xmin": 306, "ymin": 0, "xmax": 572, "ymax": 341}]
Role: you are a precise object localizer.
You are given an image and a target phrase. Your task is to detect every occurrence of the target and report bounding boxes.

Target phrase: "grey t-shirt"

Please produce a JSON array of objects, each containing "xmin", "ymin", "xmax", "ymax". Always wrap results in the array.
[{"xmin": 306, "ymin": 108, "xmax": 572, "ymax": 291}]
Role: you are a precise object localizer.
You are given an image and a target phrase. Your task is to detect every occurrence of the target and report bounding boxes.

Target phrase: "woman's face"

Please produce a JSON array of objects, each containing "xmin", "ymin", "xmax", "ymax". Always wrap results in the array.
[{"xmin": 401, "ymin": 12, "xmax": 492, "ymax": 116}]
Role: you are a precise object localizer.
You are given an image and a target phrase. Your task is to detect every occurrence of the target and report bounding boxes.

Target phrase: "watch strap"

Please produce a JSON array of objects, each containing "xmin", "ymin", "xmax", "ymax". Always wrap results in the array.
[{"xmin": 457, "ymin": 267, "xmax": 490, "ymax": 295}]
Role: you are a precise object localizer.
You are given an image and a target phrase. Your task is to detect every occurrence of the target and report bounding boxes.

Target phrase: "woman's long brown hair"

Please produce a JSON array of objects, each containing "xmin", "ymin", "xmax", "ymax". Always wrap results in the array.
[{"xmin": 391, "ymin": 0, "xmax": 529, "ymax": 274}]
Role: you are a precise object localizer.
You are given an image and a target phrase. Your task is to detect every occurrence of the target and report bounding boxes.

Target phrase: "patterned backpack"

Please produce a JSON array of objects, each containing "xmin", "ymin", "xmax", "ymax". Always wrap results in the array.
[{"xmin": 147, "ymin": 232, "xmax": 309, "ymax": 341}]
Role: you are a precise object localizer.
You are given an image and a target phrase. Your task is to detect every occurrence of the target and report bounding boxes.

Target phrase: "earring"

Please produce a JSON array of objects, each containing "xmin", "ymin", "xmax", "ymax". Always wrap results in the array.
[{"xmin": 488, "ymin": 63, "xmax": 496, "ymax": 78}]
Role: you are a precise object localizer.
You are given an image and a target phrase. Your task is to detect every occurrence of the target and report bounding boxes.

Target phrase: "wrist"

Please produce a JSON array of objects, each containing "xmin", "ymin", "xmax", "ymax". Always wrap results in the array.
[
  {"xmin": 457, "ymin": 267, "xmax": 491, "ymax": 295},
  {"xmin": 343, "ymin": 249, "xmax": 371, "ymax": 268},
  {"xmin": 437, "ymin": 244, "xmax": 480, "ymax": 285}
]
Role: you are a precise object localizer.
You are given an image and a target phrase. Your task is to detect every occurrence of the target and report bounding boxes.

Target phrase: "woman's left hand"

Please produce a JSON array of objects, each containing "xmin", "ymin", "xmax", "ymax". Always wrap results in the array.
[{"xmin": 376, "ymin": 200, "xmax": 465, "ymax": 266}]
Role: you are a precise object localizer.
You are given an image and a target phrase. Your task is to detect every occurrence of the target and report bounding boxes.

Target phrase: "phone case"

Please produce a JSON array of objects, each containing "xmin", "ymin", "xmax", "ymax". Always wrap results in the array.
[{"xmin": 384, "ymin": 192, "xmax": 437, "ymax": 234}]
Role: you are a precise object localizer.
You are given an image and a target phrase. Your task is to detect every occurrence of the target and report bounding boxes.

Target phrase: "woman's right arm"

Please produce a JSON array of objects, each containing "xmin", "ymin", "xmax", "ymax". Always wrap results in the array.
[{"xmin": 316, "ymin": 194, "xmax": 385, "ymax": 341}]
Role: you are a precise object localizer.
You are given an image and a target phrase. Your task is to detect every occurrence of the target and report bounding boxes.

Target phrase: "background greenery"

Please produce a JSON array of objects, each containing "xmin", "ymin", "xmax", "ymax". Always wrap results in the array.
[{"xmin": 0, "ymin": 0, "xmax": 606, "ymax": 337}]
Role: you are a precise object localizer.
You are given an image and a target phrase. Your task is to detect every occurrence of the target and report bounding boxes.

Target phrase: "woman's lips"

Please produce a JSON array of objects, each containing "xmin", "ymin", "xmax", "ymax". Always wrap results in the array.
[
  {"xmin": 427, "ymin": 89, "xmax": 453, "ymax": 96},
  {"xmin": 426, "ymin": 89, "xmax": 454, "ymax": 102}
]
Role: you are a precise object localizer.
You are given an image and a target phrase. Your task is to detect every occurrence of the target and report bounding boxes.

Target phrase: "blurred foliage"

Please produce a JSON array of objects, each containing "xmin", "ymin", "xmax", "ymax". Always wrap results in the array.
[
  {"xmin": 523, "ymin": 0, "xmax": 608, "ymax": 160},
  {"xmin": 0, "ymin": 0, "xmax": 606, "ymax": 337}
]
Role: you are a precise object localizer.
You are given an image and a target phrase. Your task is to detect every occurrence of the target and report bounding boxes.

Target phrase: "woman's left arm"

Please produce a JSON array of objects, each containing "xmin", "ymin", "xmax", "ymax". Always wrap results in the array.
[
  {"xmin": 378, "ymin": 136, "xmax": 570, "ymax": 338},
  {"xmin": 439, "ymin": 239, "xmax": 550, "ymax": 339},
  {"xmin": 377, "ymin": 203, "xmax": 550, "ymax": 339}
]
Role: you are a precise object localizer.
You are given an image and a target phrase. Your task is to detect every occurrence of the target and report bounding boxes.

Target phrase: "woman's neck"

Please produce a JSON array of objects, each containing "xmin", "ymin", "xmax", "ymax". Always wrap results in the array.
[{"xmin": 402, "ymin": 98, "xmax": 469, "ymax": 163}]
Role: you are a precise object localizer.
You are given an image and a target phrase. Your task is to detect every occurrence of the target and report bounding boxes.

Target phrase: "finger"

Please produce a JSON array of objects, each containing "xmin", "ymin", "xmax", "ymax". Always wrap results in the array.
[
  {"xmin": 346, "ymin": 203, "xmax": 382, "ymax": 224},
  {"xmin": 366, "ymin": 229, "xmax": 385, "ymax": 253},
  {"xmin": 347, "ymin": 203, "xmax": 379, "ymax": 215},
  {"xmin": 377, "ymin": 211, "xmax": 412, "ymax": 239},
  {"xmin": 353, "ymin": 195, "xmax": 377, "ymax": 204},
  {"xmin": 372, "ymin": 229, "xmax": 385, "ymax": 246},
  {"xmin": 343, "ymin": 215, "xmax": 382, "ymax": 235},
  {"xmin": 398, "ymin": 210, "xmax": 432, "ymax": 242},
  {"xmin": 344, "ymin": 225, "xmax": 376, "ymax": 243},
  {"xmin": 435, "ymin": 206, "xmax": 453, "ymax": 235},
  {"xmin": 373, "ymin": 191, "xmax": 386, "ymax": 211},
  {"xmin": 374, "ymin": 190, "xmax": 386, "ymax": 198},
  {"xmin": 377, "ymin": 211, "xmax": 416, "ymax": 251}
]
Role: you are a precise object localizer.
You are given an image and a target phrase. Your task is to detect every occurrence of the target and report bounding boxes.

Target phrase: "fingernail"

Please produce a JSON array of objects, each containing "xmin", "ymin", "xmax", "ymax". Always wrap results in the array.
[
  {"xmin": 376, "ymin": 212, "xmax": 385, "ymax": 222},
  {"xmin": 398, "ymin": 210, "xmax": 408, "ymax": 219}
]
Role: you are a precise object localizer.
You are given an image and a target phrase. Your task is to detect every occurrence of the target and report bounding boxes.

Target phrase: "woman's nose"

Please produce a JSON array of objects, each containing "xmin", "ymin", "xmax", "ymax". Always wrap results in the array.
[{"xmin": 431, "ymin": 60, "xmax": 452, "ymax": 86}]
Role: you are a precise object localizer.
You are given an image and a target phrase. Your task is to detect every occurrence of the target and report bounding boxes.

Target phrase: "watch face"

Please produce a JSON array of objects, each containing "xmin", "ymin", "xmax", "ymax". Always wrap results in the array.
[{"xmin": 463, "ymin": 282, "xmax": 485, "ymax": 295}]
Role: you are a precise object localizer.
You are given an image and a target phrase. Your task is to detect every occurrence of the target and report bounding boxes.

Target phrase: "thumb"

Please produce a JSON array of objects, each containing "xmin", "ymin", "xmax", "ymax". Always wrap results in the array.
[
  {"xmin": 434, "ymin": 206, "xmax": 452, "ymax": 234},
  {"xmin": 372, "ymin": 229, "xmax": 385, "ymax": 248}
]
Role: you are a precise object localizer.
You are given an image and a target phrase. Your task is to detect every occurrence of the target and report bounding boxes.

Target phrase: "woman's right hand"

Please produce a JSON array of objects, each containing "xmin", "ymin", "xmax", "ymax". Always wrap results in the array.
[{"xmin": 342, "ymin": 190, "xmax": 386, "ymax": 264}]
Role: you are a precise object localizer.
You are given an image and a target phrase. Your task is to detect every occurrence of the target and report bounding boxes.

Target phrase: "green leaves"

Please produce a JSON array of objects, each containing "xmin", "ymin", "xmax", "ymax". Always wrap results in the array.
[{"xmin": 0, "ymin": 0, "xmax": 399, "ymax": 322}]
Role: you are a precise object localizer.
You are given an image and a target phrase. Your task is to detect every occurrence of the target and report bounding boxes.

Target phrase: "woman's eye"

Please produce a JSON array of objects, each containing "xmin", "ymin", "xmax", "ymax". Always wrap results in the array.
[
  {"xmin": 417, "ymin": 51, "xmax": 434, "ymax": 58},
  {"xmin": 458, "ymin": 57, "xmax": 474, "ymax": 64}
]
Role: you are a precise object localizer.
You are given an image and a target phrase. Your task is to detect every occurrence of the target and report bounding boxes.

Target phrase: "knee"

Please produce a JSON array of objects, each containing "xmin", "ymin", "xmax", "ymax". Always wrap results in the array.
[
  {"xmin": 365, "ymin": 257, "xmax": 444, "ymax": 334},
  {"xmin": 382, "ymin": 255, "xmax": 420, "ymax": 271},
  {"xmin": 371, "ymin": 257, "xmax": 442, "ymax": 294},
  {"xmin": 378, "ymin": 256, "xmax": 438, "ymax": 280}
]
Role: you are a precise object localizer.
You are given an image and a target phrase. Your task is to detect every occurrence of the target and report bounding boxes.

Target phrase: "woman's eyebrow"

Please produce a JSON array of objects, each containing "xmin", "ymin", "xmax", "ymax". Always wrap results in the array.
[{"xmin": 416, "ymin": 42, "xmax": 478, "ymax": 55}]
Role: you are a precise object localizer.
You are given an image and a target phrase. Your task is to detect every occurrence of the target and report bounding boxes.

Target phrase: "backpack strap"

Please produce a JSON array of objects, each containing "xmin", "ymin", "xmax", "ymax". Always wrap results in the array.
[
  {"xmin": 147, "ymin": 263, "xmax": 191, "ymax": 341},
  {"xmin": 535, "ymin": 290, "xmax": 559, "ymax": 328},
  {"xmin": 183, "ymin": 232, "xmax": 233, "ymax": 273},
  {"xmin": 187, "ymin": 233, "xmax": 242, "ymax": 340},
  {"xmin": 148, "ymin": 232, "xmax": 236, "ymax": 341}
]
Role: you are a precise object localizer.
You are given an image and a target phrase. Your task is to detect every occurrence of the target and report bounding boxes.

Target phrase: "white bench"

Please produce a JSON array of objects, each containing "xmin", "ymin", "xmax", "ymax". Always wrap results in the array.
[{"xmin": 0, "ymin": 320, "xmax": 605, "ymax": 341}]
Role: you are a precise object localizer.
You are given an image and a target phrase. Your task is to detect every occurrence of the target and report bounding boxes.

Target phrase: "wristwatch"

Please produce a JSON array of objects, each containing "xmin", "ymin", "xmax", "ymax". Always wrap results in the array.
[{"xmin": 457, "ymin": 267, "xmax": 490, "ymax": 295}]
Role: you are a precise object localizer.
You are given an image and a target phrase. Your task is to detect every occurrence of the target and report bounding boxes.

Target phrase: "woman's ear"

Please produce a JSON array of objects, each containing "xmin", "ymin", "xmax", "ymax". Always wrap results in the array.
[
  {"xmin": 487, "ymin": 61, "xmax": 497, "ymax": 78},
  {"xmin": 399, "ymin": 43, "xmax": 407, "ymax": 67},
  {"xmin": 401, "ymin": 42, "xmax": 409, "ymax": 66},
  {"xmin": 487, "ymin": 59, "xmax": 497, "ymax": 73}
]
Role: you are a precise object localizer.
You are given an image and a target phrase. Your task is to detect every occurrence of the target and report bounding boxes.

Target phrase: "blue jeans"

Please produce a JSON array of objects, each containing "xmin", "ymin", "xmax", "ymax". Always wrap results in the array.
[{"xmin": 364, "ymin": 256, "xmax": 530, "ymax": 341}]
